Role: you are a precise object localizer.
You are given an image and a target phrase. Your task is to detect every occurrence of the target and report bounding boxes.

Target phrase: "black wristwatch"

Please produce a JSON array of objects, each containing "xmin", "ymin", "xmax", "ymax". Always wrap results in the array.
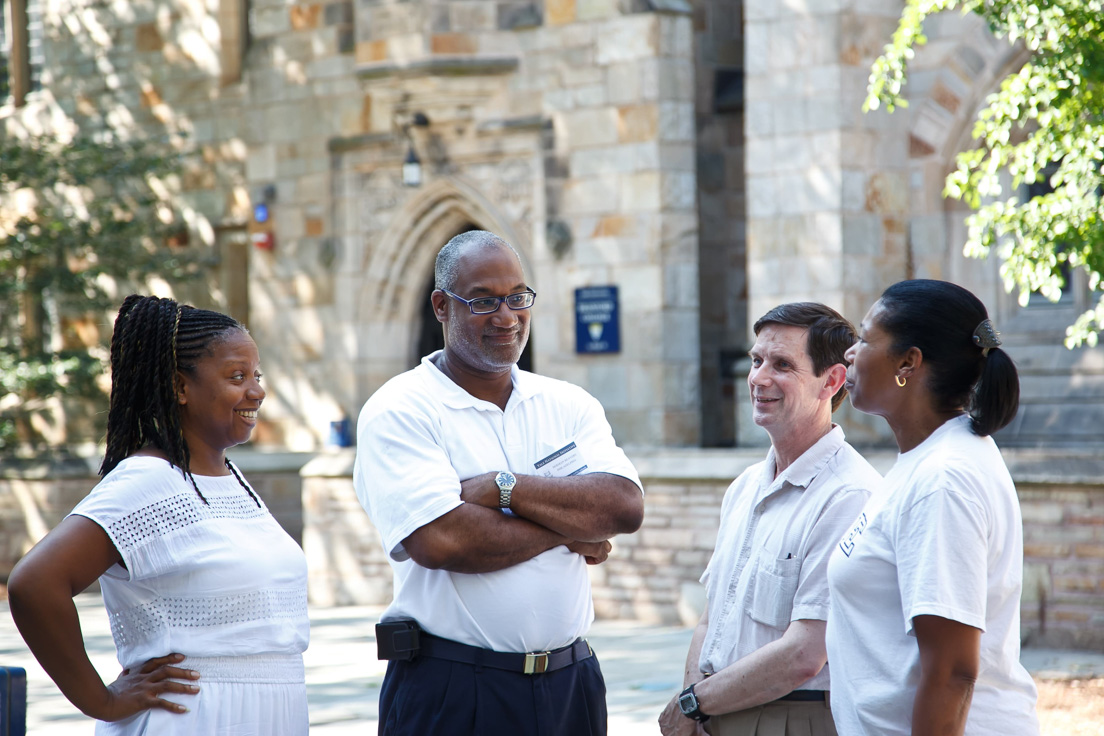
[{"xmin": 677, "ymin": 683, "xmax": 709, "ymax": 722}]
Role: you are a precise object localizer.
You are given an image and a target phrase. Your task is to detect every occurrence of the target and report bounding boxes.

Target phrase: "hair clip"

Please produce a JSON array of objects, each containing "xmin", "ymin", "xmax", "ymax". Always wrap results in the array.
[{"xmin": 972, "ymin": 319, "xmax": 1001, "ymax": 358}]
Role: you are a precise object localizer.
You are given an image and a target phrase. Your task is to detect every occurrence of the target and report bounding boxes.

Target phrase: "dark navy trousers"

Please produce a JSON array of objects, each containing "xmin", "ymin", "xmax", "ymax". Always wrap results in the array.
[{"xmin": 378, "ymin": 650, "xmax": 608, "ymax": 736}]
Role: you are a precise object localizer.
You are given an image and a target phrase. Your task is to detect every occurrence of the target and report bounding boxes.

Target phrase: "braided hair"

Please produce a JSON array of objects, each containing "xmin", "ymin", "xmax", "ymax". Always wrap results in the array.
[{"xmin": 100, "ymin": 294, "xmax": 262, "ymax": 506}]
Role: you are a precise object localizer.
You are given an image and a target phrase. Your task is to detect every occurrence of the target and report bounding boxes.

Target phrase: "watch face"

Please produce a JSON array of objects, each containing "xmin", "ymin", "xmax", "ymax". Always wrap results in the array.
[
  {"xmin": 496, "ymin": 471, "xmax": 516, "ymax": 490},
  {"xmin": 678, "ymin": 690, "xmax": 697, "ymax": 715}
]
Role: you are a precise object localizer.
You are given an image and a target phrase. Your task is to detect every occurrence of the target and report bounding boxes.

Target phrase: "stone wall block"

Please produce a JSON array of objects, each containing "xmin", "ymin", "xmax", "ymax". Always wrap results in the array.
[
  {"xmin": 661, "ymin": 171, "xmax": 696, "ymax": 209},
  {"xmin": 658, "ymin": 13, "xmax": 692, "ymax": 58},
  {"xmin": 562, "ymin": 107, "xmax": 619, "ymax": 148},
  {"xmin": 355, "ymin": 39, "xmax": 388, "ymax": 64},
  {"xmin": 745, "ymin": 98, "xmax": 774, "ymax": 138},
  {"xmin": 607, "ymin": 62, "xmax": 643, "ymax": 105},
  {"xmin": 497, "ymin": 3, "xmax": 542, "ymax": 30},
  {"xmin": 587, "ymin": 361, "xmax": 631, "ymax": 410},
  {"xmin": 246, "ymin": 144, "xmax": 278, "ymax": 183},
  {"xmin": 325, "ymin": 1, "xmax": 354, "ymax": 26},
  {"xmin": 252, "ymin": 5, "xmax": 293, "ymax": 36},
  {"xmin": 1074, "ymin": 543, "xmax": 1104, "ymax": 558},
  {"xmin": 806, "ymin": 95, "xmax": 845, "ymax": 133},
  {"xmin": 570, "ymin": 144, "xmax": 655, "ymax": 178},
  {"xmin": 546, "ymin": 0, "xmax": 577, "ymax": 25},
  {"xmin": 617, "ymin": 104, "xmax": 659, "ymax": 143},
  {"xmin": 596, "ymin": 16, "xmax": 658, "ymax": 65},
  {"xmin": 661, "ymin": 310, "xmax": 699, "ymax": 363},
  {"xmin": 572, "ymin": 84, "xmax": 607, "ymax": 108},
  {"xmin": 656, "ymin": 59, "xmax": 694, "ymax": 101},
  {"xmin": 770, "ymin": 133, "xmax": 812, "ymax": 173},
  {"xmin": 1020, "ymin": 501, "xmax": 1067, "ymax": 525},
  {"xmin": 772, "ymin": 98, "xmax": 806, "ymax": 136},
  {"xmin": 745, "ymin": 134, "xmax": 775, "ymax": 175},
  {"xmin": 447, "ymin": 2, "xmax": 496, "ymax": 31},
  {"xmin": 290, "ymin": 4, "xmax": 323, "ymax": 30},
  {"xmin": 658, "ymin": 102, "xmax": 694, "ymax": 142},
  {"xmin": 563, "ymin": 176, "xmax": 621, "ymax": 215},
  {"xmin": 577, "ymin": 0, "xmax": 619, "ymax": 21},
  {"xmin": 619, "ymin": 170, "xmax": 661, "ymax": 212},
  {"xmin": 617, "ymin": 265, "xmax": 663, "ymax": 311},
  {"xmin": 745, "ymin": 173, "xmax": 779, "ymax": 219},
  {"xmin": 430, "ymin": 32, "xmax": 478, "ymax": 55}
]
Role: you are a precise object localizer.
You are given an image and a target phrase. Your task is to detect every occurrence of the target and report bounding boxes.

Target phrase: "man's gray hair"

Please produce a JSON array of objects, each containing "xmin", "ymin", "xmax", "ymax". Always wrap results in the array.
[{"xmin": 434, "ymin": 230, "xmax": 520, "ymax": 291}]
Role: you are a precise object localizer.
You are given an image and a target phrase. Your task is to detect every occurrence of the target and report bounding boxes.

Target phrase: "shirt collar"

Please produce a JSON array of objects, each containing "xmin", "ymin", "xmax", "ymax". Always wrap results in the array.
[
  {"xmin": 418, "ymin": 350, "xmax": 540, "ymax": 411},
  {"xmin": 761, "ymin": 424, "xmax": 846, "ymax": 493}
]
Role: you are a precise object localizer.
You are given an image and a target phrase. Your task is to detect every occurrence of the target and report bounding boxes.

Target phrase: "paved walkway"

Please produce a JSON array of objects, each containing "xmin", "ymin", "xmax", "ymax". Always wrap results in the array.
[{"xmin": 3, "ymin": 593, "xmax": 1104, "ymax": 735}]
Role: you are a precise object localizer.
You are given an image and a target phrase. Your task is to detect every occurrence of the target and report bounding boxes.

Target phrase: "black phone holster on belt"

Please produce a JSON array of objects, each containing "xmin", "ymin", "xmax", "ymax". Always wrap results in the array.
[{"xmin": 375, "ymin": 619, "xmax": 422, "ymax": 661}]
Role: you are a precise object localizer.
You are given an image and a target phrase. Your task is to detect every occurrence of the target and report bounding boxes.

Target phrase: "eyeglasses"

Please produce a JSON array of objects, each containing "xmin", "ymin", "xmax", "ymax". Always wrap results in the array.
[{"xmin": 442, "ymin": 289, "xmax": 537, "ymax": 315}]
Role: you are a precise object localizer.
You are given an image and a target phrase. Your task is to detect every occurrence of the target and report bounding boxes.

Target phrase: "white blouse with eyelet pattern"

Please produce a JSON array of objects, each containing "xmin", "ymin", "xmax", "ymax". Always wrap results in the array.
[{"xmin": 70, "ymin": 455, "xmax": 309, "ymax": 736}]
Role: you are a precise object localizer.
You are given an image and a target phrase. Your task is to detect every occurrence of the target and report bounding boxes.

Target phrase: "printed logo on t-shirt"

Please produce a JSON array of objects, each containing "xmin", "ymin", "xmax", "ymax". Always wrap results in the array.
[{"xmin": 838, "ymin": 512, "xmax": 867, "ymax": 557}]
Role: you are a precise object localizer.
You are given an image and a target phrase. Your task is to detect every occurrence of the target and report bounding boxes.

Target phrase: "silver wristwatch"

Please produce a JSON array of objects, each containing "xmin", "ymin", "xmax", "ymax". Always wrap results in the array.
[{"xmin": 495, "ymin": 471, "xmax": 517, "ymax": 508}]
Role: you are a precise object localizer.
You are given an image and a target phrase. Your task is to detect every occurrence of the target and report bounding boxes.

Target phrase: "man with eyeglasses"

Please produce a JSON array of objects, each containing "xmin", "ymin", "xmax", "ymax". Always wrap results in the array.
[{"xmin": 353, "ymin": 230, "xmax": 644, "ymax": 736}]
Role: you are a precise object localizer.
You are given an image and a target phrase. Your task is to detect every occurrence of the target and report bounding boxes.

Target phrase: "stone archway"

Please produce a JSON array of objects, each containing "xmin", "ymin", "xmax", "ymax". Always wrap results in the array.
[
  {"xmin": 901, "ymin": 10, "xmax": 1031, "ymax": 294},
  {"xmin": 354, "ymin": 177, "xmax": 533, "ymax": 402}
]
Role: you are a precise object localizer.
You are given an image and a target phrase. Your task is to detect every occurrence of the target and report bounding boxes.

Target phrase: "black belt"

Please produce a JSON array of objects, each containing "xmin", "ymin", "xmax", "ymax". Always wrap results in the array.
[
  {"xmin": 418, "ymin": 633, "xmax": 593, "ymax": 675},
  {"xmin": 776, "ymin": 689, "xmax": 826, "ymax": 702}
]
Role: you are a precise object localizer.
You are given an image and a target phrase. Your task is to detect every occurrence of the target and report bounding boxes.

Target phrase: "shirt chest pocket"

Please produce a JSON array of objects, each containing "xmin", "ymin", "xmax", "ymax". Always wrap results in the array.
[{"xmin": 747, "ymin": 554, "xmax": 801, "ymax": 630}]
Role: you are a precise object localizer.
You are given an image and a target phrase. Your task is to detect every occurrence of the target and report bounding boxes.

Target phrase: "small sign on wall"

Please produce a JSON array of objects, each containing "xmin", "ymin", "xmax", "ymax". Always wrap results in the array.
[{"xmin": 575, "ymin": 286, "xmax": 620, "ymax": 354}]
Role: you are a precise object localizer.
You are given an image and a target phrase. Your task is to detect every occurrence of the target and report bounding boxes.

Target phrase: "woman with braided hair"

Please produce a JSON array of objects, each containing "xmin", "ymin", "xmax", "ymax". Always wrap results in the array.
[
  {"xmin": 825, "ymin": 280, "xmax": 1038, "ymax": 735},
  {"xmin": 7, "ymin": 295, "xmax": 309, "ymax": 735}
]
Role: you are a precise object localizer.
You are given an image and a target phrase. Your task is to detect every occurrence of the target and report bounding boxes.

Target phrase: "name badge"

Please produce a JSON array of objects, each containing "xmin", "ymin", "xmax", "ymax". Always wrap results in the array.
[{"xmin": 534, "ymin": 442, "xmax": 588, "ymax": 478}]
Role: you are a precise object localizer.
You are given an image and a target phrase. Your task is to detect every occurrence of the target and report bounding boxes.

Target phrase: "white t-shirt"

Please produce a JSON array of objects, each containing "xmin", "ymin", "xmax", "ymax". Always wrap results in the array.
[
  {"xmin": 698, "ymin": 426, "xmax": 877, "ymax": 691},
  {"xmin": 826, "ymin": 415, "xmax": 1039, "ymax": 735},
  {"xmin": 354, "ymin": 352, "xmax": 643, "ymax": 653}
]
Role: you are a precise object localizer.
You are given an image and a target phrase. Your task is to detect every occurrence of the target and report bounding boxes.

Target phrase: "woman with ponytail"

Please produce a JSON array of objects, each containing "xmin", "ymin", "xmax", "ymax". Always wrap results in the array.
[
  {"xmin": 825, "ymin": 280, "xmax": 1038, "ymax": 735},
  {"xmin": 7, "ymin": 295, "xmax": 309, "ymax": 735}
]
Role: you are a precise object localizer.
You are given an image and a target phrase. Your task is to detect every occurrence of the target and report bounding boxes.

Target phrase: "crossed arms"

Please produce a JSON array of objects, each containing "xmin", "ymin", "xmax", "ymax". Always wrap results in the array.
[{"xmin": 403, "ymin": 471, "xmax": 644, "ymax": 573}]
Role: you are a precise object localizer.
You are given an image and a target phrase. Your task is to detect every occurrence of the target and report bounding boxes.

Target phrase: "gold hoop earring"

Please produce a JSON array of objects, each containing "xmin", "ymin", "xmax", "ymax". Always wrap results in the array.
[{"xmin": 895, "ymin": 375, "xmax": 907, "ymax": 388}]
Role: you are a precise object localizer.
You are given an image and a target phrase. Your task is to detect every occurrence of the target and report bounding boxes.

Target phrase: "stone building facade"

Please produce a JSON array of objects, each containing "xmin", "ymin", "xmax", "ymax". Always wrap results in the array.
[{"xmin": 2, "ymin": 1, "xmax": 1103, "ymax": 645}]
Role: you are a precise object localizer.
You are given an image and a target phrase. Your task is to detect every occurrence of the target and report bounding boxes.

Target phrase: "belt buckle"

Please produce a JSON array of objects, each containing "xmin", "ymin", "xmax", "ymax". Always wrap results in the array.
[{"xmin": 523, "ymin": 651, "xmax": 550, "ymax": 675}]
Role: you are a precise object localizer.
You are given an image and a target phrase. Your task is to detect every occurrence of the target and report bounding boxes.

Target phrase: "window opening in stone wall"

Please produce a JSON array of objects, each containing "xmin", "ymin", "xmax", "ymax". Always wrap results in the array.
[{"xmin": 714, "ymin": 68, "xmax": 743, "ymax": 113}]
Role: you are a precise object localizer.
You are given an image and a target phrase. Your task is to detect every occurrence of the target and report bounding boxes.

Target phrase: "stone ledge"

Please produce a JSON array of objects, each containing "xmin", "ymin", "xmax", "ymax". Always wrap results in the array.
[
  {"xmin": 0, "ymin": 448, "xmax": 314, "ymax": 479},
  {"xmin": 327, "ymin": 132, "xmax": 396, "ymax": 154},
  {"xmin": 355, "ymin": 56, "xmax": 519, "ymax": 80},
  {"xmin": 1002, "ymin": 448, "xmax": 1104, "ymax": 486},
  {"xmin": 476, "ymin": 114, "xmax": 546, "ymax": 133},
  {"xmin": 3, "ymin": 446, "xmax": 1102, "ymax": 486},
  {"xmin": 301, "ymin": 449, "xmax": 357, "ymax": 477}
]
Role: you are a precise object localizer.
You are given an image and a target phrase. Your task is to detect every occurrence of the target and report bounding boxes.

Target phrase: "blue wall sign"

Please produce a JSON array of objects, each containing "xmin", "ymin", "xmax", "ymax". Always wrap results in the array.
[{"xmin": 575, "ymin": 286, "xmax": 620, "ymax": 354}]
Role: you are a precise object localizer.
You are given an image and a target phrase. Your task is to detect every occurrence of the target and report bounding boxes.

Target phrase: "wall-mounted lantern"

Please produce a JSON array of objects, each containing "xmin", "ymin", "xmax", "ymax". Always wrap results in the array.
[
  {"xmin": 400, "ymin": 111, "xmax": 430, "ymax": 188},
  {"xmin": 402, "ymin": 145, "xmax": 422, "ymax": 188}
]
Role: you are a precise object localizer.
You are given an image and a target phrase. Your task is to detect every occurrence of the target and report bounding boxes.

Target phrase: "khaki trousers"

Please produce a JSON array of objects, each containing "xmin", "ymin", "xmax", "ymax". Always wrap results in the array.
[{"xmin": 704, "ymin": 698, "xmax": 838, "ymax": 736}]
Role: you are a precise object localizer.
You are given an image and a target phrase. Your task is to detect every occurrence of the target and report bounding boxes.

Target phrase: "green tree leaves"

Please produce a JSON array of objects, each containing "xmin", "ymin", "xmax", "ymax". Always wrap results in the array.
[
  {"xmin": 868, "ymin": 0, "xmax": 1104, "ymax": 347},
  {"xmin": 0, "ymin": 134, "xmax": 203, "ymax": 449}
]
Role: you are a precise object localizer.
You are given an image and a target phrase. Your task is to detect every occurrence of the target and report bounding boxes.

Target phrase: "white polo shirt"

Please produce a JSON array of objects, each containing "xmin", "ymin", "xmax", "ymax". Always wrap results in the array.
[
  {"xmin": 354, "ymin": 352, "xmax": 642, "ymax": 653},
  {"xmin": 699, "ymin": 426, "xmax": 878, "ymax": 691}
]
